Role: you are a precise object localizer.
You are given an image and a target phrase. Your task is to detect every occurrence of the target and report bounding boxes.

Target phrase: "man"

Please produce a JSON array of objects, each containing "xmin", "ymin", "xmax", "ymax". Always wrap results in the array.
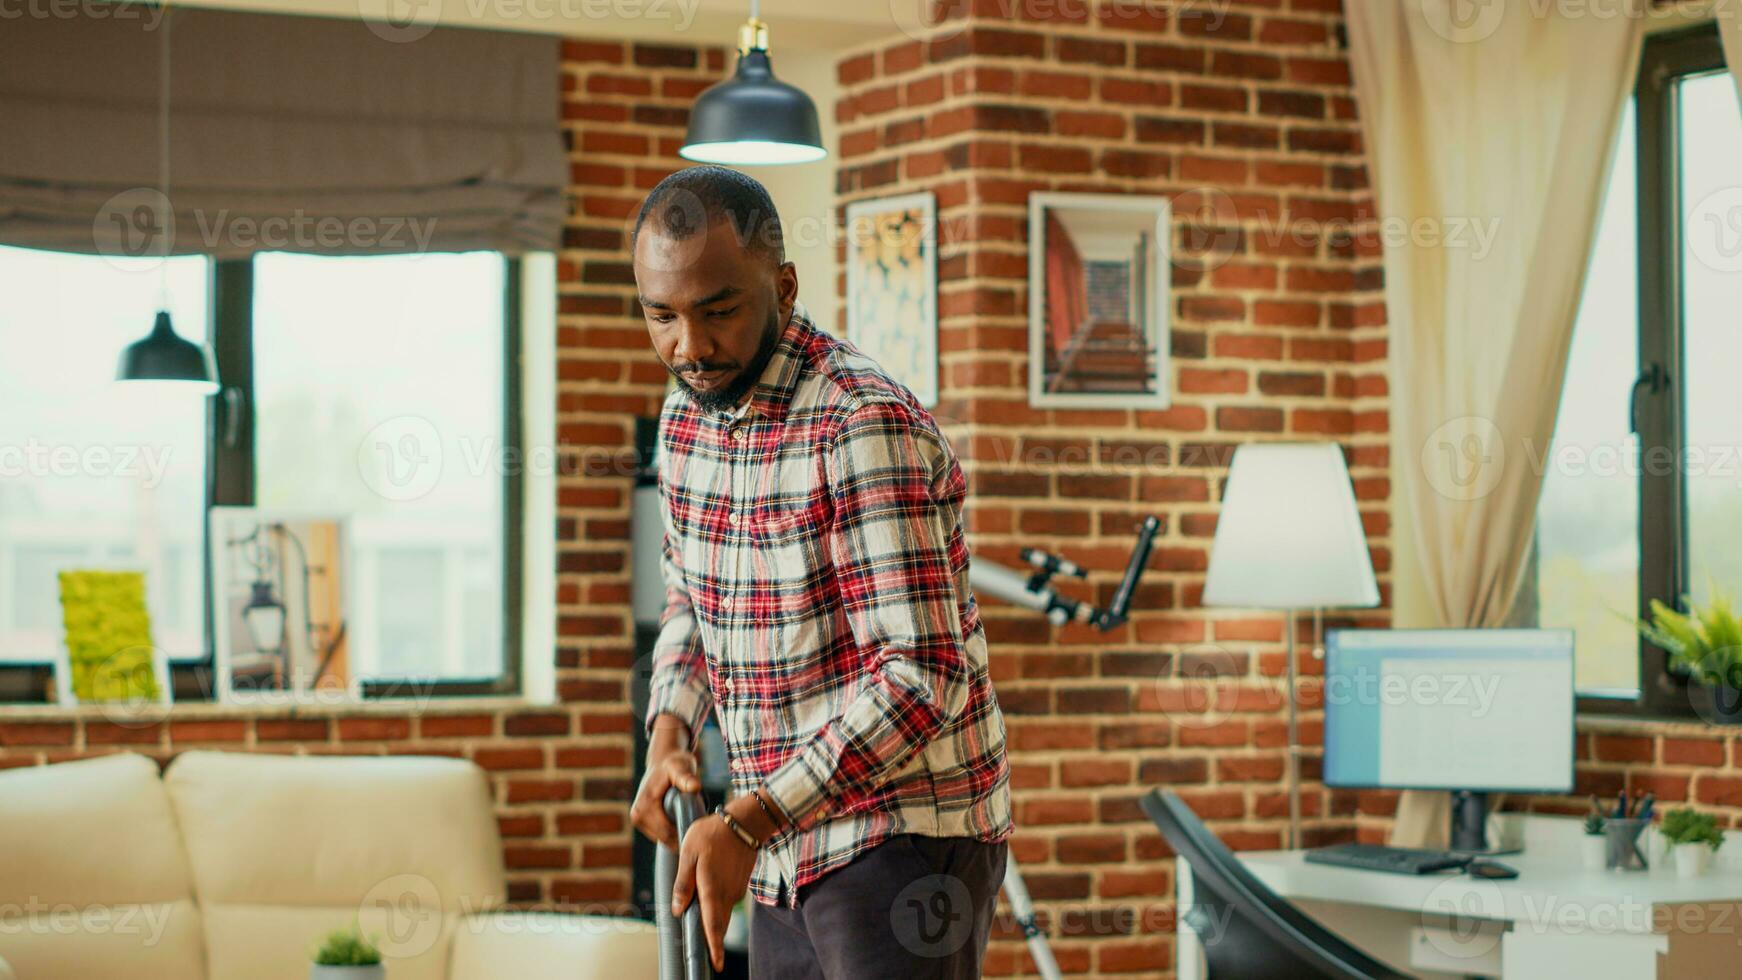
[{"xmin": 629, "ymin": 165, "xmax": 1011, "ymax": 979}]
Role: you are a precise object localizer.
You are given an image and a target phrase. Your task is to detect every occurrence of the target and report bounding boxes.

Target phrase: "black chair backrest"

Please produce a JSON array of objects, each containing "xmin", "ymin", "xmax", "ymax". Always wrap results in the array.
[{"xmin": 1141, "ymin": 790, "xmax": 1413, "ymax": 980}]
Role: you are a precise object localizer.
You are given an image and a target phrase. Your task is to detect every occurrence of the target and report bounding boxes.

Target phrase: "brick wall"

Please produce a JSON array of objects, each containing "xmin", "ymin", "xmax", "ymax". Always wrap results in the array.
[
  {"xmin": 0, "ymin": 37, "xmax": 725, "ymax": 915},
  {"xmin": 834, "ymin": 1, "xmax": 1387, "ymax": 973}
]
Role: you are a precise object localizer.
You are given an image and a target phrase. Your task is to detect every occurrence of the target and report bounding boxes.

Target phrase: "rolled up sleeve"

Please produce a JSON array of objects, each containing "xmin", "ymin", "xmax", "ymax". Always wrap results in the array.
[{"xmin": 643, "ymin": 492, "xmax": 713, "ymax": 751}]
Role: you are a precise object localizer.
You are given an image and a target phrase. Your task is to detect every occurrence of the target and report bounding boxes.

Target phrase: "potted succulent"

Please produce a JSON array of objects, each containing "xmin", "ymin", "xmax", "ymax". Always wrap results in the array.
[
  {"xmin": 311, "ymin": 924, "xmax": 384, "ymax": 980},
  {"xmin": 1659, "ymin": 807, "xmax": 1724, "ymax": 879},
  {"xmin": 1637, "ymin": 591, "xmax": 1742, "ymax": 724},
  {"xmin": 1581, "ymin": 812, "xmax": 1608, "ymax": 870}
]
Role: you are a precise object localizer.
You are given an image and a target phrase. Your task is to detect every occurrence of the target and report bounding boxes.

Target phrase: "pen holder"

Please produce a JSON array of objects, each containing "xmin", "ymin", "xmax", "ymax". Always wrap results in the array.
[{"xmin": 1605, "ymin": 818, "xmax": 1649, "ymax": 871}]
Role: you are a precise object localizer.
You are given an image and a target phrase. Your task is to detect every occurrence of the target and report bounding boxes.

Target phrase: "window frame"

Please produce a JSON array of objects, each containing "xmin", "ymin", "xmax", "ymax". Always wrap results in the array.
[
  {"xmin": 2, "ymin": 252, "xmax": 526, "ymax": 703},
  {"xmin": 1576, "ymin": 24, "xmax": 1724, "ymax": 719}
]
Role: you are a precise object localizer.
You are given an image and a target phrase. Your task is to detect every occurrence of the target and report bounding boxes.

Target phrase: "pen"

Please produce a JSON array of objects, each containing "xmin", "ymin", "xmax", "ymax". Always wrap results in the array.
[
  {"xmin": 1637, "ymin": 794, "xmax": 1655, "ymax": 822},
  {"xmin": 1613, "ymin": 790, "xmax": 1628, "ymax": 819}
]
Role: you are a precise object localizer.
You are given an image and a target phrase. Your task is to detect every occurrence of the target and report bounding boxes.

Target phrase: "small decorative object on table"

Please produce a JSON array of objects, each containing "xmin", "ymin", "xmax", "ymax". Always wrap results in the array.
[
  {"xmin": 311, "ymin": 924, "xmax": 383, "ymax": 980},
  {"xmin": 1660, "ymin": 807, "xmax": 1724, "ymax": 879},
  {"xmin": 1637, "ymin": 590, "xmax": 1742, "ymax": 724},
  {"xmin": 1581, "ymin": 807, "xmax": 1608, "ymax": 871}
]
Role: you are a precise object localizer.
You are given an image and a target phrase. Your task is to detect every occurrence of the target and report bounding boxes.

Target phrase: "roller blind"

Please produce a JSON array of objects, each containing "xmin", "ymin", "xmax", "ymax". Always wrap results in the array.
[{"xmin": 0, "ymin": 7, "xmax": 565, "ymax": 257}]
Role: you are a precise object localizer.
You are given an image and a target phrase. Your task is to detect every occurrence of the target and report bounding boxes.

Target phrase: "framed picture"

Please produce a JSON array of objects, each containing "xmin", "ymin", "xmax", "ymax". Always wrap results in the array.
[
  {"xmin": 54, "ymin": 568, "xmax": 171, "ymax": 708},
  {"xmin": 1028, "ymin": 192, "xmax": 1172, "ymax": 408},
  {"xmin": 210, "ymin": 507, "xmax": 354, "ymax": 704},
  {"xmin": 846, "ymin": 191, "xmax": 938, "ymax": 407}
]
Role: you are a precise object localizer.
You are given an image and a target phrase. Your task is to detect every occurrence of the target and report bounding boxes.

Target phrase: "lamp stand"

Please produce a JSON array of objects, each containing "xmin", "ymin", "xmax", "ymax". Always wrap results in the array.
[{"xmin": 1284, "ymin": 607, "xmax": 1300, "ymax": 851}]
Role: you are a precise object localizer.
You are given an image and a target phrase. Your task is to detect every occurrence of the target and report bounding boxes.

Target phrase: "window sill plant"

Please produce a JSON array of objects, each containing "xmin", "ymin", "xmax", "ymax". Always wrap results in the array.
[
  {"xmin": 1637, "ymin": 591, "xmax": 1742, "ymax": 724},
  {"xmin": 1659, "ymin": 807, "xmax": 1724, "ymax": 879},
  {"xmin": 312, "ymin": 924, "xmax": 384, "ymax": 980}
]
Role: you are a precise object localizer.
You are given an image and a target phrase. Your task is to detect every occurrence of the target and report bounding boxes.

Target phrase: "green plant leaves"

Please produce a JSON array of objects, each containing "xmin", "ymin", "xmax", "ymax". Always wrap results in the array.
[
  {"xmin": 313, "ymin": 925, "xmax": 382, "ymax": 966},
  {"xmin": 1660, "ymin": 807, "xmax": 1725, "ymax": 852},
  {"xmin": 1637, "ymin": 590, "xmax": 1742, "ymax": 689}
]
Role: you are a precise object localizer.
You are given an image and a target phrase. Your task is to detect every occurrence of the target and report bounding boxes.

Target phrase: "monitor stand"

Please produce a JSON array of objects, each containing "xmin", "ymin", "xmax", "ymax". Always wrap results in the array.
[{"xmin": 1448, "ymin": 790, "xmax": 1520, "ymax": 855}]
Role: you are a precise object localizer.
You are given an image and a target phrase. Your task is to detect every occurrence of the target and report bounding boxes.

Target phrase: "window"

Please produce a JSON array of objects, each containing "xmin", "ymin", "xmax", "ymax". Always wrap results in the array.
[
  {"xmin": 1528, "ymin": 26, "xmax": 1742, "ymax": 716},
  {"xmin": 0, "ymin": 247, "xmax": 522, "ymax": 699},
  {"xmin": 0, "ymin": 248, "xmax": 210, "ymax": 665}
]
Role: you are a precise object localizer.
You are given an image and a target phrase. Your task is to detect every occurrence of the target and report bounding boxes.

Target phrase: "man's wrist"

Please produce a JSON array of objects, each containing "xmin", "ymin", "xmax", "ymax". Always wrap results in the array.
[
  {"xmin": 725, "ymin": 791, "xmax": 780, "ymax": 844},
  {"xmin": 648, "ymin": 714, "xmax": 692, "ymax": 754}
]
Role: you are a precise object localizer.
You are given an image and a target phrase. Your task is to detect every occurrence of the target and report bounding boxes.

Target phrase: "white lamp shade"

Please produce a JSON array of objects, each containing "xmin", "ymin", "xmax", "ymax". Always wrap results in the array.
[{"xmin": 1201, "ymin": 443, "xmax": 1379, "ymax": 610}]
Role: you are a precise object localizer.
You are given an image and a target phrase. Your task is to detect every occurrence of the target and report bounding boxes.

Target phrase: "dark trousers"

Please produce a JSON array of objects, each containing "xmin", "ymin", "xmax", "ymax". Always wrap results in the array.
[{"xmin": 750, "ymin": 835, "xmax": 1007, "ymax": 980}]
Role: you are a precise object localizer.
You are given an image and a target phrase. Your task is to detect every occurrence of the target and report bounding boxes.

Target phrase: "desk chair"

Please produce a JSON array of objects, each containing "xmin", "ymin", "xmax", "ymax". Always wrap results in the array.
[{"xmin": 1141, "ymin": 790, "xmax": 1412, "ymax": 980}]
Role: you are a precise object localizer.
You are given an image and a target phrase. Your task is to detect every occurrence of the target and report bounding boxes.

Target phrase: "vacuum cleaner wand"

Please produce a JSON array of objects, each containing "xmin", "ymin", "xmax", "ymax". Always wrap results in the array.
[
  {"xmin": 654, "ymin": 789, "xmax": 714, "ymax": 980},
  {"xmin": 968, "ymin": 515, "xmax": 1161, "ymax": 630}
]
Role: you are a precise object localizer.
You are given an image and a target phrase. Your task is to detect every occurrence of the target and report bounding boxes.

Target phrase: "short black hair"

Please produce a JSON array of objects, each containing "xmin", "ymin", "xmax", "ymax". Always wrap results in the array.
[{"xmin": 632, "ymin": 165, "xmax": 785, "ymax": 264}]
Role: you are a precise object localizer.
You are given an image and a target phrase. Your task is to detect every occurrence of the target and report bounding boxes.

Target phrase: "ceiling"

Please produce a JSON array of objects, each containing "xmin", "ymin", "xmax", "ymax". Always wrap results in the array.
[{"xmin": 172, "ymin": 0, "xmax": 915, "ymax": 49}]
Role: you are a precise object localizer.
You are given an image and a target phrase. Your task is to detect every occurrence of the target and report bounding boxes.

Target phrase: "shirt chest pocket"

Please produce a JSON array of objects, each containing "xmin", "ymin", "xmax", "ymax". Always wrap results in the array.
[{"xmin": 747, "ymin": 496, "xmax": 832, "ymax": 642}]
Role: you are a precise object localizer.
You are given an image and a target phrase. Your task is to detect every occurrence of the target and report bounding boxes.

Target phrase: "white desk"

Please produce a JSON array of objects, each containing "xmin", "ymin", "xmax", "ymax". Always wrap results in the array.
[{"xmin": 1176, "ymin": 817, "xmax": 1742, "ymax": 979}]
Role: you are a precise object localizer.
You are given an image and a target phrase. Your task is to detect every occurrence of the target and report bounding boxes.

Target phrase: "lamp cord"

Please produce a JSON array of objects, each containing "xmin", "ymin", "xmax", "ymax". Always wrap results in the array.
[{"xmin": 156, "ymin": 5, "xmax": 173, "ymax": 307}]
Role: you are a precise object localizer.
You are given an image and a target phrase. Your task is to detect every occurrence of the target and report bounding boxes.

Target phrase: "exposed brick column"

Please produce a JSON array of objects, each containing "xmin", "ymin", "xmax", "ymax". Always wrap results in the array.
[{"xmin": 835, "ymin": 3, "xmax": 1385, "ymax": 975}]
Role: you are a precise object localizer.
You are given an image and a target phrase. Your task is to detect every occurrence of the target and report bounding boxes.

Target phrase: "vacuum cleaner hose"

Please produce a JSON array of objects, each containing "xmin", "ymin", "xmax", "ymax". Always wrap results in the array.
[{"xmin": 654, "ymin": 788, "xmax": 715, "ymax": 980}]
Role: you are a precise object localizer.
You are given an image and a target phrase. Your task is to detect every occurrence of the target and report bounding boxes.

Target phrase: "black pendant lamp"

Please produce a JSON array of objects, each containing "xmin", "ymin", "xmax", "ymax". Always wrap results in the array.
[
  {"xmin": 680, "ymin": 5, "xmax": 825, "ymax": 166},
  {"xmin": 116, "ymin": 7, "xmax": 218, "ymax": 393}
]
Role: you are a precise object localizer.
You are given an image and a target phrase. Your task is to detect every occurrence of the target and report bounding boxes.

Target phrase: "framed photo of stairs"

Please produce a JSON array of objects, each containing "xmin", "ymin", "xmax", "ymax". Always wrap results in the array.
[{"xmin": 1028, "ymin": 192, "xmax": 1172, "ymax": 409}]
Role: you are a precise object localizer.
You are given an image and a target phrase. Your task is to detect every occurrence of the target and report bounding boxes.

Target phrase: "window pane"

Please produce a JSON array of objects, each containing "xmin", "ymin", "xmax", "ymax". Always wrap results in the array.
[
  {"xmin": 1534, "ymin": 103, "xmax": 1640, "ymax": 696},
  {"xmin": 1678, "ymin": 72, "xmax": 1742, "ymax": 608},
  {"xmin": 252, "ymin": 252, "xmax": 506, "ymax": 683},
  {"xmin": 0, "ymin": 247, "xmax": 210, "ymax": 664}
]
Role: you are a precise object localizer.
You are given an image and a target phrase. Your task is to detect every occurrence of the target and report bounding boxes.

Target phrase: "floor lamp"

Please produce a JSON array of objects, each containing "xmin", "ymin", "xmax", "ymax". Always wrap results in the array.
[{"xmin": 1202, "ymin": 444, "xmax": 1379, "ymax": 849}]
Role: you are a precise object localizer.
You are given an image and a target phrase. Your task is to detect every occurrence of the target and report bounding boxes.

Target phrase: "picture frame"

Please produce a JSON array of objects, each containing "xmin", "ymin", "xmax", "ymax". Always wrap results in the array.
[
  {"xmin": 1028, "ymin": 191, "xmax": 1173, "ymax": 409},
  {"xmin": 845, "ymin": 191, "xmax": 939, "ymax": 407},
  {"xmin": 53, "ymin": 566, "xmax": 172, "ymax": 709},
  {"xmin": 209, "ymin": 507, "xmax": 356, "ymax": 705}
]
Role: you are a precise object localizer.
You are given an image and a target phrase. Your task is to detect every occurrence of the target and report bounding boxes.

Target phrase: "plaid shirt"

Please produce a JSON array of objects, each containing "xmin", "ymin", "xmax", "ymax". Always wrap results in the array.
[{"xmin": 646, "ymin": 302, "xmax": 1011, "ymax": 907}]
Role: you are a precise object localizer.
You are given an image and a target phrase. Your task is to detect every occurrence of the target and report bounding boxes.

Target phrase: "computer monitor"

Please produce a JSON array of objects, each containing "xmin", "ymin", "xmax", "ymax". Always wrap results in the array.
[{"xmin": 1323, "ymin": 628, "xmax": 1575, "ymax": 852}]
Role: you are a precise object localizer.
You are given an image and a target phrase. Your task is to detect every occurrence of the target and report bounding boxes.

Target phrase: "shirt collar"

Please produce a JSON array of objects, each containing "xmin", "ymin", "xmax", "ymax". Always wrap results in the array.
[{"xmin": 722, "ymin": 301, "xmax": 813, "ymax": 424}]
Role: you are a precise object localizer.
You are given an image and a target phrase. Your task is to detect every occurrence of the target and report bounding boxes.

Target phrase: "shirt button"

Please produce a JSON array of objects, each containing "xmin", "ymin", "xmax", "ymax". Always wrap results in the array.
[
  {"xmin": 732, "ymin": 429, "xmax": 747, "ymax": 443},
  {"xmin": 727, "ymin": 510, "xmax": 742, "ymax": 527},
  {"xmin": 720, "ymin": 595, "xmax": 734, "ymax": 611}
]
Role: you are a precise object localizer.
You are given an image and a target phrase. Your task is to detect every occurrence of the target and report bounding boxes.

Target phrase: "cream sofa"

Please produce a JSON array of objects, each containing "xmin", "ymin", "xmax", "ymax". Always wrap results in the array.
[{"xmin": 0, "ymin": 751, "xmax": 657, "ymax": 980}]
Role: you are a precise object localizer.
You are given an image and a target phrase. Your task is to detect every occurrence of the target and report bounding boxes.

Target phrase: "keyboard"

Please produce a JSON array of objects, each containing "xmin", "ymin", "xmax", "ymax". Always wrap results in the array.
[{"xmin": 1305, "ymin": 843, "xmax": 1472, "ymax": 875}]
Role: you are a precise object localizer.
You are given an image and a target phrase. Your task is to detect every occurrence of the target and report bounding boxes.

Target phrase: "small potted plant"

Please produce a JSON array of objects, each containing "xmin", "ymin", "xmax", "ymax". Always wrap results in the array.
[
  {"xmin": 1582, "ymin": 812, "xmax": 1608, "ymax": 870},
  {"xmin": 311, "ymin": 924, "xmax": 383, "ymax": 980},
  {"xmin": 1637, "ymin": 591, "xmax": 1742, "ymax": 724},
  {"xmin": 1660, "ymin": 807, "xmax": 1724, "ymax": 879}
]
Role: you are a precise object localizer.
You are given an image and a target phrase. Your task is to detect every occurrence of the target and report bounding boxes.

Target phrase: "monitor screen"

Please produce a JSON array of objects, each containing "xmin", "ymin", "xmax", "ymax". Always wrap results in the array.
[{"xmin": 1323, "ymin": 629, "xmax": 1575, "ymax": 794}]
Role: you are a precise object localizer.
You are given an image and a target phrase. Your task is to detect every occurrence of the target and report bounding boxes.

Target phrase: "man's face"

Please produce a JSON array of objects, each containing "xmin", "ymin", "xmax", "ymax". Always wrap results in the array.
[{"xmin": 634, "ymin": 214, "xmax": 798, "ymax": 414}]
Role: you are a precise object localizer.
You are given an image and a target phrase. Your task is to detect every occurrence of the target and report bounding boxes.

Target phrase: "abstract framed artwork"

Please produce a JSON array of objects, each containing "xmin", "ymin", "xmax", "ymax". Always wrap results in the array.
[
  {"xmin": 845, "ymin": 191, "xmax": 938, "ymax": 407},
  {"xmin": 1028, "ymin": 192, "xmax": 1172, "ymax": 409},
  {"xmin": 54, "ymin": 568, "xmax": 170, "ymax": 707}
]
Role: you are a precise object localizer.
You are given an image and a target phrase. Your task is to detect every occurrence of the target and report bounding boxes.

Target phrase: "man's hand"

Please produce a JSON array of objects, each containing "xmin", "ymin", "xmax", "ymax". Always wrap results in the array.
[
  {"xmin": 671, "ymin": 814, "xmax": 758, "ymax": 971},
  {"xmin": 632, "ymin": 716, "xmax": 700, "ymax": 848}
]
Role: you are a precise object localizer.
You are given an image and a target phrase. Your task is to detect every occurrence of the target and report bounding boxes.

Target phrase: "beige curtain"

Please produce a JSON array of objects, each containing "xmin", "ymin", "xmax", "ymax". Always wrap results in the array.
[
  {"xmin": 1346, "ymin": 1, "xmax": 1643, "ymax": 846},
  {"xmin": 1720, "ymin": 7, "xmax": 1742, "ymax": 104}
]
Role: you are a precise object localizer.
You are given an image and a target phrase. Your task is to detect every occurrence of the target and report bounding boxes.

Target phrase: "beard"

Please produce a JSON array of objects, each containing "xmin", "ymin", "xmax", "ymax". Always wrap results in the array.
[{"xmin": 668, "ymin": 306, "xmax": 784, "ymax": 414}]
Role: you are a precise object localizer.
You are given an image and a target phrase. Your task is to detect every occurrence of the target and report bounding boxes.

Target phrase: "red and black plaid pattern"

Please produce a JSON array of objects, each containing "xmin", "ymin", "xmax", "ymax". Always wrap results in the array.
[{"xmin": 646, "ymin": 303, "xmax": 1012, "ymax": 907}]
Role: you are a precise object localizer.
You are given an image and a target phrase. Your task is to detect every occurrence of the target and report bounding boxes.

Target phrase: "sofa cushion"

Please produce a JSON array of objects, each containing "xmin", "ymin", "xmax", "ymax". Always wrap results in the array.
[
  {"xmin": 164, "ymin": 750, "xmax": 507, "ymax": 980},
  {"xmin": 0, "ymin": 753, "xmax": 206, "ymax": 979},
  {"xmin": 449, "ymin": 913, "xmax": 659, "ymax": 980}
]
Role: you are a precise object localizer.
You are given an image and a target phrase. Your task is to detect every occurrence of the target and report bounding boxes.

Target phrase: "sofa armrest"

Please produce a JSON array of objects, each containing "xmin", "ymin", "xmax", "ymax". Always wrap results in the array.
[
  {"xmin": 0, "ymin": 952, "xmax": 15, "ymax": 980},
  {"xmin": 448, "ymin": 912, "xmax": 658, "ymax": 980}
]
